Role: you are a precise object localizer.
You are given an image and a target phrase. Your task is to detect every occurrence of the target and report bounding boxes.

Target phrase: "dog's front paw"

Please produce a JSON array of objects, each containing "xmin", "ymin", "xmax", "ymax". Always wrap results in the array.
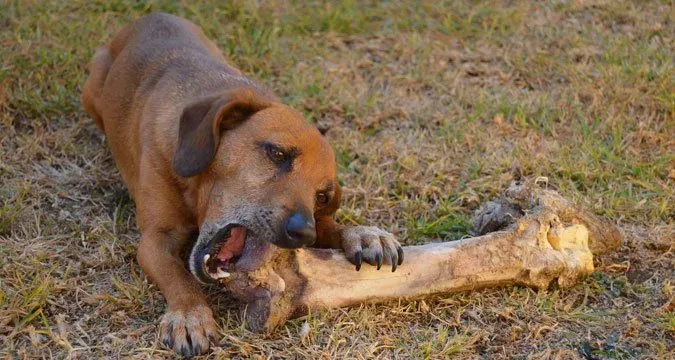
[
  {"xmin": 341, "ymin": 226, "xmax": 404, "ymax": 272},
  {"xmin": 159, "ymin": 304, "xmax": 217, "ymax": 357}
]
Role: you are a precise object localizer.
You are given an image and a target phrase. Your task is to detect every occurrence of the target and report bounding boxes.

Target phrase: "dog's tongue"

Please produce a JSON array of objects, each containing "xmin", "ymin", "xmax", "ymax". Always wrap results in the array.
[{"xmin": 217, "ymin": 227, "xmax": 246, "ymax": 261}]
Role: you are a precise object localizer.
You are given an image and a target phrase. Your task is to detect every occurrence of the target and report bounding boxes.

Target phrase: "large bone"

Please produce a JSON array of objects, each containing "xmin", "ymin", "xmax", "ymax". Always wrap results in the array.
[{"xmin": 220, "ymin": 179, "xmax": 621, "ymax": 332}]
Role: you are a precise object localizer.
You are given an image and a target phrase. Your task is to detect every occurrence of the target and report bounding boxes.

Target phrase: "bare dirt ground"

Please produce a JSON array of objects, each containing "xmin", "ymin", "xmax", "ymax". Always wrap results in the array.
[{"xmin": 1, "ymin": 1, "xmax": 672, "ymax": 358}]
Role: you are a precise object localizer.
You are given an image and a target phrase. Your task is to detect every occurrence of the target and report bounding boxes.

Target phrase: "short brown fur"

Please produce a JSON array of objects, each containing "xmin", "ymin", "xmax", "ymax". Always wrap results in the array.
[{"xmin": 82, "ymin": 13, "xmax": 402, "ymax": 357}]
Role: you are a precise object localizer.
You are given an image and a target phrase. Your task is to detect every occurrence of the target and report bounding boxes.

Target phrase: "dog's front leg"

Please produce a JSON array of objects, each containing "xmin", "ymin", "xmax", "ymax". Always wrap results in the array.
[
  {"xmin": 137, "ymin": 230, "xmax": 217, "ymax": 357},
  {"xmin": 316, "ymin": 217, "xmax": 404, "ymax": 272}
]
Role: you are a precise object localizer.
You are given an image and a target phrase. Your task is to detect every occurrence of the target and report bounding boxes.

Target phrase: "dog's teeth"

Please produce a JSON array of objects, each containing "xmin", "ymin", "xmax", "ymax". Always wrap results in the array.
[
  {"xmin": 215, "ymin": 268, "xmax": 230, "ymax": 279},
  {"xmin": 203, "ymin": 254, "xmax": 210, "ymax": 263}
]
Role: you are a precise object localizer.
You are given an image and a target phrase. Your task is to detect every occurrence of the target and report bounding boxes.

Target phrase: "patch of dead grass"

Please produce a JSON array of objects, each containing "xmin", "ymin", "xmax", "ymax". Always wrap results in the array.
[{"xmin": 1, "ymin": 0, "xmax": 672, "ymax": 358}]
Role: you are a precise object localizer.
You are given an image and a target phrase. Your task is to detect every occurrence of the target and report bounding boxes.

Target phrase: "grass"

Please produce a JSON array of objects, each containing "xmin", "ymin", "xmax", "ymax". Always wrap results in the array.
[{"xmin": 1, "ymin": 0, "xmax": 673, "ymax": 358}]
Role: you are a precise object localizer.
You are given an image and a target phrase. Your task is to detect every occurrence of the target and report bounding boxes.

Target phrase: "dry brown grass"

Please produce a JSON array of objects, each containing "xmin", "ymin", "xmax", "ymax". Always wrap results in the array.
[{"xmin": 1, "ymin": 0, "xmax": 673, "ymax": 358}]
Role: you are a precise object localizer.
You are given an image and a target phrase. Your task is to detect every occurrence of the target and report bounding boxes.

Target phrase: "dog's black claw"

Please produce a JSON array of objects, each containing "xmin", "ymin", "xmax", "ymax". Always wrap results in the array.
[
  {"xmin": 179, "ymin": 344, "xmax": 192, "ymax": 358},
  {"xmin": 397, "ymin": 246, "xmax": 404, "ymax": 265},
  {"xmin": 355, "ymin": 251, "xmax": 362, "ymax": 271},
  {"xmin": 162, "ymin": 324, "xmax": 174, "ymax": 349},
  {"xmin": 192, "ymin": 342, "xmax": 202, "ymax": 357},
  {"xmin": 375, "ymin": 252, "xmax": 382, "ymax": 270},
  {"xmin": 162, "ymin": 337, "xmax": 173, "ymax": 350},
  {"xmin": 390, "ymin": 248, "xmax": 399, "ymax": 272}
]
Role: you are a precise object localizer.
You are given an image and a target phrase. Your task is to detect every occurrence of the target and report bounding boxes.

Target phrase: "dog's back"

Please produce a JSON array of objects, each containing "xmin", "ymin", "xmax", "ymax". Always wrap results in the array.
[
  {"xmin": 81, "ymin": 13, "xmax": 272, "ymax": 192},
  {"xmin": 83, "ymin": 13, "xmax": 227, "ymax": 129}
]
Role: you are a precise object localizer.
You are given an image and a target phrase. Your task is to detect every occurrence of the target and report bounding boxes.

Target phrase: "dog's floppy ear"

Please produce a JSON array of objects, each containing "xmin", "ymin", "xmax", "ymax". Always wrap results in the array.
[{"xmin": 173, "ymin": 88, "xmax": 271, "ymax": 177}]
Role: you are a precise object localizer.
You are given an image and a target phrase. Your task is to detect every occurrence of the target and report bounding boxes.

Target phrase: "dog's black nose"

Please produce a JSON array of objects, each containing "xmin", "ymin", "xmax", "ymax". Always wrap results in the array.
[{"xmin": 283, "ymin": 211, "xmax": 316, "ymax": 247}]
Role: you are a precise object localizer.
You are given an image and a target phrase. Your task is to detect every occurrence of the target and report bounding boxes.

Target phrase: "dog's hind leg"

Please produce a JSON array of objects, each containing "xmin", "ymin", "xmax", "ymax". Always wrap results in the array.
[{"xmin": 81, "ymin": 48, "xmax": 112, "ymax": 132}]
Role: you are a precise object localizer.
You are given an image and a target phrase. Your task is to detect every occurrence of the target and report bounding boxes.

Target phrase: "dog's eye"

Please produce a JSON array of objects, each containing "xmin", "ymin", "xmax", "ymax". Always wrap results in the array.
[
  {"xmin": 266, "ymin": 145, "xmax": 287, "ymax": 163},
  {"xmin": 316, "ymin": 192, "xmax": 330, "ymax": 206}
]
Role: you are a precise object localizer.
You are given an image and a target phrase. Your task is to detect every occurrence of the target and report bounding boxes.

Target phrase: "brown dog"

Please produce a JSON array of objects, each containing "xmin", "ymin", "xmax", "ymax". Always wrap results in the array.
[{"xmin": 82, "ymin": 13, "xmax": 403, "ymax": 357}]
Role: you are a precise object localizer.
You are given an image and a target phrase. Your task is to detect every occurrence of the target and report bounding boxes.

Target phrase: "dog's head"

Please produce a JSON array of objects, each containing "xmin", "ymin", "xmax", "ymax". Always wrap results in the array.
[{"xmin": 174, "ymin": 88, "xmax": 341, "ymax": 283}]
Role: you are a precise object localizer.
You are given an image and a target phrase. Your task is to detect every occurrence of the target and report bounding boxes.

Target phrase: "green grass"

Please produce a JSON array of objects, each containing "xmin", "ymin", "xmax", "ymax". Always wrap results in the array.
[{"xmin": 1, "ymin": 0, "xmax": 673, "ymax": 358}]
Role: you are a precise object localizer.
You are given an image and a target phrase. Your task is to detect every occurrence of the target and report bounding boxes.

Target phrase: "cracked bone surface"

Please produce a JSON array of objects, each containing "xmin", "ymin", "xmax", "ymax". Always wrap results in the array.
[{"xmin": 221, "ymin": 180, "xmax": 621, "ymax": 332}]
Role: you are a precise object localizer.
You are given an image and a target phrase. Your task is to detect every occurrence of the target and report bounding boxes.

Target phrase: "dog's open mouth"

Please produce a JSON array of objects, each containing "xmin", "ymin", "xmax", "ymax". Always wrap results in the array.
[
  {"xmin": 190, "ymin": 221, "xmax": 275, "ymax": 283},
  {"xmin": 202, "ymin": 224, "xmax": 247, "ymax": 280}
]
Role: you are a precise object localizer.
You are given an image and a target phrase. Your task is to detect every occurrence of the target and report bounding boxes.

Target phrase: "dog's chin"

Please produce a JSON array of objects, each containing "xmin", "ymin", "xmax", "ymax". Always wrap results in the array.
[{"xmin": 189, "ymin": 223, "xmax": 276, "ymax": 284}]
